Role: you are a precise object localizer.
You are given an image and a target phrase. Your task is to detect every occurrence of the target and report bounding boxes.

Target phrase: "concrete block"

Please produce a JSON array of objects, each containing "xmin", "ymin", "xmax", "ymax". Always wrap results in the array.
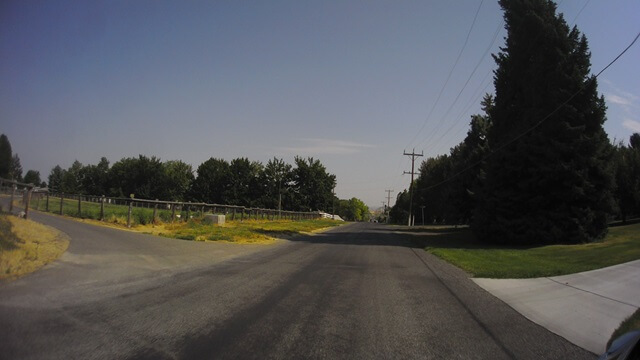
[{"xmin": 203, "ymin": 214, "xmax": 225, "ymax": 225}]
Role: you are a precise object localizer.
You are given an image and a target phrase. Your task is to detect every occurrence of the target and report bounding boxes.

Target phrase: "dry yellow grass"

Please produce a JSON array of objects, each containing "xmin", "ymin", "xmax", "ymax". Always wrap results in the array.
[
  {"xmin": 0, "ymin": 215, "xmax": 70, "ymax": 280},
  {"xmin": 72, "ymin": 217, "xmax": 340, "ymax": 245}
]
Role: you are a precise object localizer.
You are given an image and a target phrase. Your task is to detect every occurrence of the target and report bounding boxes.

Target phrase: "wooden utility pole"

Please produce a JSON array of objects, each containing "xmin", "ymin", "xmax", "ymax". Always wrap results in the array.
[
  {"xmin": 403, "ymin": 149, "xmax": 423, "ymax": 226},
  {"xmin": 384, "ymin": 189, "xmax": 393, "ymax": 223}
]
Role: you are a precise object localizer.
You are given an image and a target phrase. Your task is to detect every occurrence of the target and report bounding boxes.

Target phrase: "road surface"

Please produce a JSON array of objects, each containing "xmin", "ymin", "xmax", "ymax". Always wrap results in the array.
[{"xmin": 0, "ymin": 211, "xmax": 594, "ymax": 359}]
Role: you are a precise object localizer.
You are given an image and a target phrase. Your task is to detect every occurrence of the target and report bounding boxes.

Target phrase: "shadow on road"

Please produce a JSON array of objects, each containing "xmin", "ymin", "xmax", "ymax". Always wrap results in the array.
[{"xmin": 280, "ymin": 223, "xmax": 486, "ymax": 250}]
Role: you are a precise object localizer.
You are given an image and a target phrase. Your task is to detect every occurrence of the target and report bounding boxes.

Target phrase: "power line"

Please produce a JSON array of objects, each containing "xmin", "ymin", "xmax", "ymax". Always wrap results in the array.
[
  {"xmin": 406, "ymin": 0, "xmax": 485, "ymax": 150},
  {"xmin": 417, "ymin": 22, "xmax": 502, "ymax": 150},
  {"xmin": 570, "ymin": 0, "xmax": 592, "ymax": 26},
  {"xmin": 430, "ymin": 69, "xmax": 494, "ymax": 152},
  {"xmin": 419, "ymin": 30, "xmax": 640, "ymax": 194}
]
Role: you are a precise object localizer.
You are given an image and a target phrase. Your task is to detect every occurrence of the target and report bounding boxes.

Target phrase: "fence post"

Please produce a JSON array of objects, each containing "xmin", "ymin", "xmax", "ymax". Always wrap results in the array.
[
  {"xmin": 59, "ymin": 193, "xmax": 64, "ymax": 215},
  {"xmin": 24, "ymin": 188, "xmax": 32, "ymax": 219},
  {"xmin": 100, "ymin": 195, "xmax": 105, "ymax": 221},
  {"xmin": 78, "ymin": 195, "xmax": 82, "ymax": 217},
  {"xmin": 232, "ymin": 207, "xmax": 236, "ymax": 221},
  {"xmin": 171, "ymin": 203, "xmax": 176, "ymax": 223},
  {"xmin": 9, "ymin": 185, "xmax": 16, "ymax": 212},
  {"xmin": 240, "ymin": 208, "xmax": 244, "ymax": 222},
  {"xmin": 46, "ymin": 192, "xmax": 50, "ymax": 212},
  {"xmin": 153, "ymin": 200, "xmax": 158, "ymax": 223},
  {"xmin": 186, "ymin": 202, "xmax": 191, "ymax": 221},
  {"xmin": 127, "ymin": 200, "xmax": 133, "ymax": 228}
]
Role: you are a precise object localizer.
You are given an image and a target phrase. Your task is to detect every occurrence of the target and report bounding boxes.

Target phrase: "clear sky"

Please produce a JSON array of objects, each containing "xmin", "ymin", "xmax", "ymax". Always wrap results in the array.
[{"xmin": 1, "ymin": 0, "xmax": 639, "ymax": 209}]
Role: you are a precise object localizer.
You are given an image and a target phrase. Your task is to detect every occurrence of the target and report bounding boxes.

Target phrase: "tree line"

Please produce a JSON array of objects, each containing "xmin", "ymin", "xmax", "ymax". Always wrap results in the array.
[
  {"xmin": 45, "ymin": 155, "xmax": 339, "ymax": 212},
  {"xmin": 391, "ymin": 0, "xmax": 639, "ymax": 245},
  {"xmin": 1, "ymin": 132, "xmax": 371, "ymax": 217},
  {"xmin": 0, "ymin": 134, "xmax": 43, "ymax": 186}
]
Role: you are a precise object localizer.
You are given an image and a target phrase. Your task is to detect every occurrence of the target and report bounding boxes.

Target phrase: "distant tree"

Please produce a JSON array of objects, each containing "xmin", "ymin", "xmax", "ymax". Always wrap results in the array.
[
  {"xmin": 447, "ymin": 97, "xmax": 492, "ymax": 223},
  {"xmin": 389, "ymin": 190, "xmax": 410, "ymax": 224},
  {"xmin": 409, "ymin": 94, "xmax": 492, "ymax": 225},
  {"xmin": 190, "ymin": 158, "xmax": 231, "ymax": 204},
  {"xmin": 613, "ymin": 134, "xmax": 640, "ymax": 222},
  {"xmin": 107, "ymin": 156, "xmax": 165, "ymax": 199},
  {"xmin": 80, "ymin": 157, "xmax": 110, "ymax": 195},
  {"xmin": 62, "ymin": 160, "xmax": 83, "ymax": 194},
  {"xmin": 292, "ymin": 157, "xmax": 336, "ymax": 212},
  {"xmin": 227, "ymin": 158, "xmax": 264, "ymax": 207},
  {"xmin": 415, "ymin": 155, "xmax": 454, "ymax": 224},
  {"xmin": 9, "ymin": 154, "xmax": 23, "ymax": 181},
  {"xmin": 631, "ymin": 133, "xmax": 640, "ymax": 150},
  {"xmin": 261, "ymin": 158, "xmax": 293, "ymax": 210},
  {"xmin": 336, "ymin": 197, "xmax": 369, "ymax": 221},
  {"xmin": 23, "ymin": 170, "xmax": 41, "ymax": 186},
  {"xmin": 0, "ymin": 134, "xmax": 12, "ymax": 179},
  {"xmin": 48, "ymin": 165, "xmax": 65, "ymax": 192},
  {"xmin": 473, "ymin": 0, "xmax": 613, "ymax": 245},
  {"xmin": 162, "ymin": 160, "xmax": 194, "ymax": 201}
]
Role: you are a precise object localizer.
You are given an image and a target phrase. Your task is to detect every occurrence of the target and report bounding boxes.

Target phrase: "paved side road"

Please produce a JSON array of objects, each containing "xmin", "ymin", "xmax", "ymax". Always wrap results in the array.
[
  {"xmin": 0, "ymin": 212, "xmax": 594, "ymax": 359},
  {"xmin": 474, "ymin": 260, "xmax": 640, "ymax": 354}
]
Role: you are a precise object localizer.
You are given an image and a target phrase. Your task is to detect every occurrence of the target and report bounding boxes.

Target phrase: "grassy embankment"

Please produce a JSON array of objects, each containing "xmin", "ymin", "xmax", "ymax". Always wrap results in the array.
[
  {"xmin": 0, "ymin": 213, "xmax": 69, "ymax": 280},
  {"xmin": 423, "ymin": 222, "xmax": 640, "ymax": 278},
  {"xmin": 27, "ymin": 196, "xmax": 343, "ymax": 244}
]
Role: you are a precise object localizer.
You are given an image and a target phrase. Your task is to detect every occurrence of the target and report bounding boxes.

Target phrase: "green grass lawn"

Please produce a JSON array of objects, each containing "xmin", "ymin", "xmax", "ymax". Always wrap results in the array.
[
  {"xmin": 424, "ymin": 222, "xmax": 640, "ymax": 278},
  {"xmin": 30, "ymin": 195, "xmax": 175, "ymax": 225}
]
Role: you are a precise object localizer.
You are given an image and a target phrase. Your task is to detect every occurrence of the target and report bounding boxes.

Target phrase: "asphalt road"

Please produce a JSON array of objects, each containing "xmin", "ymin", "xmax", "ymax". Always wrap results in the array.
[{"xmin": 0, "ymin": 211, "xmax": 595, "ymax": 359}]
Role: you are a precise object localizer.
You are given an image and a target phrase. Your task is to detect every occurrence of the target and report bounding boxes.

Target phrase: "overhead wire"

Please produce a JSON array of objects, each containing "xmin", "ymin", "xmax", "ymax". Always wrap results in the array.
[
  {"xmin": 419, "ymin": 30, "xmax": 640, "ymax": 194},
  {"xmin": 570, "ymin": 0, "xmax": 592, "ymax": 26},
  {"xmin": 431, "ymin": 75, "xmax": 493, "ymax": 152},
  {"xmin": 405, "ymin": 0, "xmax": 485, "ymax": 150},
  {"xmin": 417, "ymin": 22, "xmax": 502, "ymax": 151}
]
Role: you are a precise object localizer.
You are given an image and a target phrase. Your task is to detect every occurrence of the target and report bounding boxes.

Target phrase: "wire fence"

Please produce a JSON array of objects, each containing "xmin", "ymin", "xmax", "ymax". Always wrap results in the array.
[{"xmin": 0, "ymin": 178, "xmax": 322, "ymax": 226}]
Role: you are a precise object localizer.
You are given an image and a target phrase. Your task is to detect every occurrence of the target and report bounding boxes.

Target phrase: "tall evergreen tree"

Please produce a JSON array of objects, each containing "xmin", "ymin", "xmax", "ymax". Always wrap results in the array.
[
  {"xmin": 48, "ymin": 165, "xmax": 65, "ymax": 192},
  {"xmin": 23, "ymin": 170, "xmax": 41, "ymax": 185},
  {"xmin": 0, "ymin": 134, "xmax": 12, "ymax": 179},
  {"xmin": 473, "ymin": 0, "xmax": 613, "ymax": 245},
  {"xmin": 9, "ymin": 154, "xmax": 23, "ymax": 181}
]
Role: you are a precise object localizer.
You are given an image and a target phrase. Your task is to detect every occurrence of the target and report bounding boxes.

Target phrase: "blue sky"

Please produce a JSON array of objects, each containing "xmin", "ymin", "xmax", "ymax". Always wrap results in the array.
[{"xmin": 1, "ymin": 0, "xmax": 639, "ymax": 208}]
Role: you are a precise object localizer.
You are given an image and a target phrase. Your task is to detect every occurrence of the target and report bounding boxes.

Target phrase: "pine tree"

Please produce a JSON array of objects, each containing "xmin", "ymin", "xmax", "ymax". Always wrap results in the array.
[
  {"xmin": 0, "ymin": 134, "xmax": 12, "ymax": 179},
  {"xmin": 9, "ymin": 154, "xmax": 23, "ymax": 181},
  {"xmin": 473, "ymin": 0, "xmax": 613, "ymax": 245}
]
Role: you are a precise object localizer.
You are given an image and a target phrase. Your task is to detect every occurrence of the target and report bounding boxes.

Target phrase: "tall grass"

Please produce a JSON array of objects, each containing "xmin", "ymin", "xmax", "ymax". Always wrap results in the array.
[{"xmin": 34, "ymin": 196, "xmax": 183, "ymax": 226}]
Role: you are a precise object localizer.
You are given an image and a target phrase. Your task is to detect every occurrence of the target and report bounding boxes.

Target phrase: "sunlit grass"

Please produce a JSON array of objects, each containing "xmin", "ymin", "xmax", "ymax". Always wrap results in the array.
[
  {"xmin": 0, "ymin": 214, "xmax": 69, "ymax": 280},
  {"xmin": 137, "ymin": 218, "xmax": 341, "ymax": 244},
  {"xmin": 59, "ymin": 212, "xmax": 342, "ymax": 244},
  {"xmin": 424, "ymin": 223, "xmax": 640, "ymax": 278},
  {"xmin": 31, "ymin": 196, "xmax": 175, "ymax": 225}
]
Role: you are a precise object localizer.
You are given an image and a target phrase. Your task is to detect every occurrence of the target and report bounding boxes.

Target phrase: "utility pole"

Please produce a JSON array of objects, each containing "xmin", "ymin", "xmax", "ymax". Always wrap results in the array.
[
  {"xmin": 403, "ymin": 148, "xmax": 423, "ymax": 227},
  {"xmin": 385, "ymin": 189, "xmax": 393, "ymax": 224}
]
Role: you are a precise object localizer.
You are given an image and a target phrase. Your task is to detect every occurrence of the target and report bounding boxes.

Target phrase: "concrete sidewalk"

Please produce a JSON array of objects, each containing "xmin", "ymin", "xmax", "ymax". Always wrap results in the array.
[{"xmin": 473, "ymin": 260, "xmax": 640, "ymax": 355}]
